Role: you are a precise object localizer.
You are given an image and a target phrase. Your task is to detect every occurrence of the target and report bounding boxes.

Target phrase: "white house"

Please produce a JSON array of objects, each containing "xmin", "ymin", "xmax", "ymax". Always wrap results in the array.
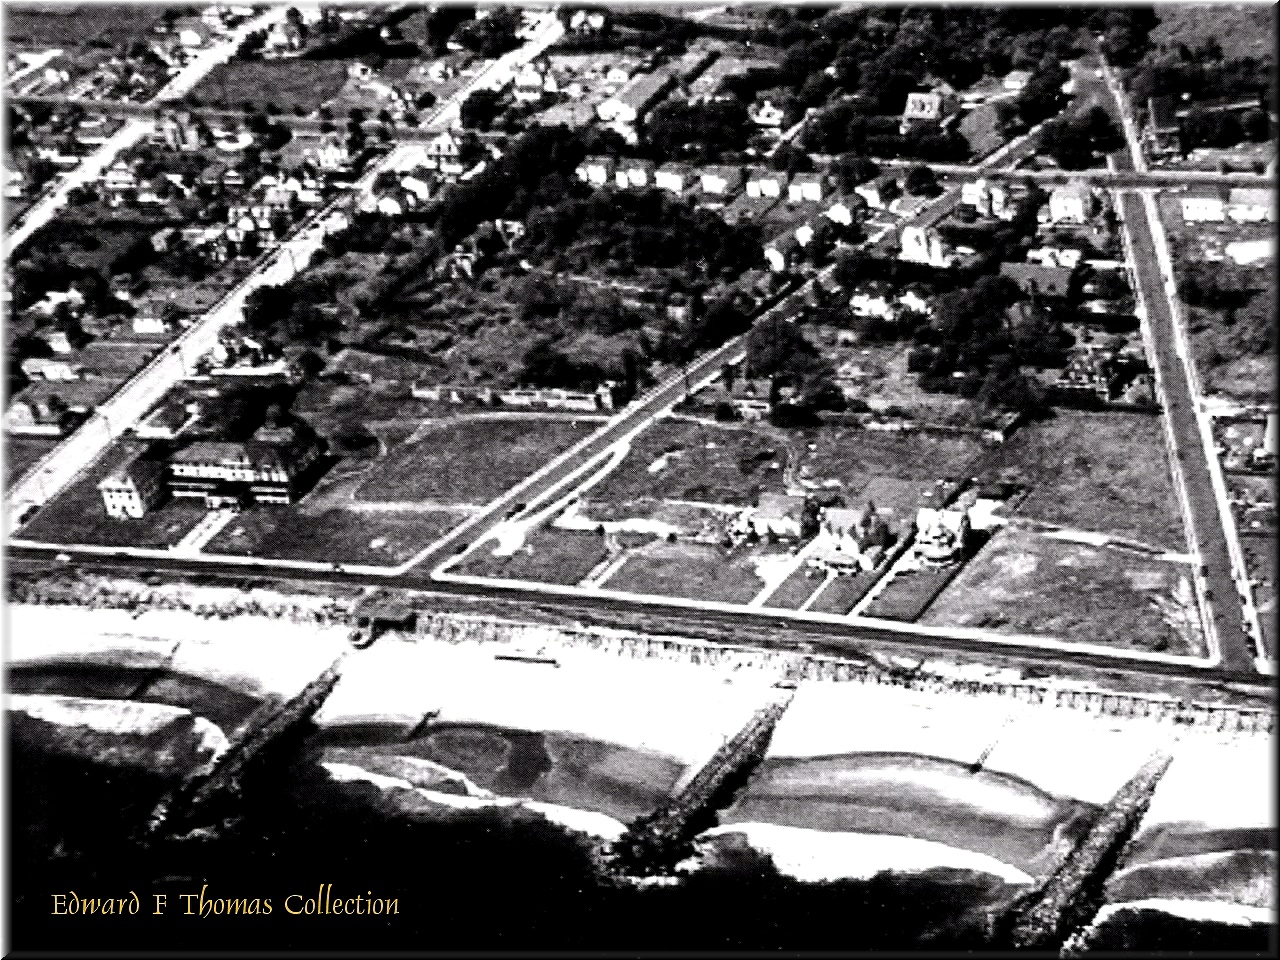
[
  {"xmin": 1180, "ymin": 193, "xmax": 1226, "ymax": 224},
  {"xmin": 654, "ymin": 162, "xmax": 693, "ymax": 194},
  {"xmin": 749, "ymin": 99, "xmax": 785, "ymax": 127},
  {"xmin": 787, "ymin": 172, "xmax": 826, "ymax": 204},
  {"xmin": 899, "ymin": 225, "xmax": 954, "ymax": 268},
  {"xmin": 915, "ymin": 507, "xmax": 969, "ymax": 564},
  {"xmin": 1227, "ymin": 188, "xmax": 1274, "ymax": 223},
  {"xmin": 745, "ymin": 169, "xmax": 787, "ymax": 199},
  {"xmin": 1047, "ymin": 182, "xmax": 1095, "ymax": 224},
  {"xmin": 576, "ymin": 155, "xmax": 616, "ymax": 187},
  {"xmin": 1003, "ymin": 69, "xmax": 1031, "ymax": 92}
]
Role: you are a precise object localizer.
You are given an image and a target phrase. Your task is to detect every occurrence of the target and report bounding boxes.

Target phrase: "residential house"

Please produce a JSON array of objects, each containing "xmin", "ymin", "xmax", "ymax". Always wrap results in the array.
[
  {"xmin": 1003, "ymin": 69, "xmax": 1031, "ymax": 92},
  {"xmin": 749, "ymin": 98, "xmax": 785, "ymax": 127},
  {"xmin": 853, "ymin": 171, "xmax": 901, "ymax": 210},
  {"xmin": 1227, "ymin": 188, "xmax": 1275, "ymax": 223},
  {"xmin": 167, "ymin": 421, "xmax": 321, "ymax": 507},
  {"xmin": 98, "ymin": 453, "xmax": 167, "ymax": 518},
  {"xmin": 764, "ymin": 231, "xmax": 802, "ymax": 272},
  {"xmin": 575, "ymin": 154, "xmax": 616, "ymax": 187},
  {"xmin": 569, "ymin": 10, "xmax": 607, "ymax": 33},
  {"xmin": 513, "ymin": 61, "xmax": 548, "ymax": 101},
  {"xmin": 1054, "ymin": 344, "xmax": 1117, "ymax": 402},
  {"xmin": 597, "ymin": 69, "xmax": 678, "ymax": 142},
  {"xmin": 1046, "ymin": 181, "xmax": 1097, "ymax": 224},
  {"xmin": 305, "ymin": 134, "xmax": 349, "ymax": 172},
  {"xmin": 740, "ymin": 492, "xmax": 806, "ymax": 541},
  {"xmin": 20, "ymin": 357, "xmax": 81, "ymax": 381},
  {"xmin": 824, "ymin": 193, "xmax": 867, "ymax": 227},
  {"xmin": 654, "ymin": 161, "xmax": 695, "ymax": 194},
  {"xmin": 809, "ymin": 503, "xmax": 894, "ymax": 574},
  {"xmin": 699, "ymin": 164, "xmax": 744, "ymax": 200},
  {"xmin": 961, "ymin": 177, "xmax": 1013, "ymax": 219},
  {"xmin": 1180, "ymin": 192, "xmax": 1226, "ymax": 224},
  {"xmin": 614, "ymin": 158, "xmax": 656, "ymax": 190},
  {"xmin": 1144, "ymin": 95, "xmax": 1181, "ymax": 157},
  {"xmin": 1026, "ymin": 246, "xmax": 1083, "ymax": 270},
  {"xmin": 999, "ymin": 261, "xmax": 1077, "ymax": 299},
  {"xmin": 158, "ymin": 111, "xmax": 205, "ymax": 151},
  {"xmin": 745, "ymin": 168, "xmax": 787, "ymax": 199},
  {"xmin": 915, "ymin": 507, "xmax": 970, "ymax": 564},
  {"xmin": 899, "ymin": 89, "xmax": 957, "ymax": 135},
  {"xmin": 5, "ymin": 379, "xmax": 114, "ymax": 434},
  {"xmin": 132, "ymin": 315, "xmax": 173, "ymax": 335},
  {"xmin": 423, "ymin": 129, "xmax": 477, "ymax": 176},
  {"xmin": 787, "ymin": 171, "xmax": 827, "ymax": 204}
]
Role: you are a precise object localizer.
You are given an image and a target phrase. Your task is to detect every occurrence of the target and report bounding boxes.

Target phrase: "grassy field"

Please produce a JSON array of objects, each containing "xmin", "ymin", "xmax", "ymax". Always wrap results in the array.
[
  {"xmin": 920, "ymin": 526, "xmax": 1206, "ymax": 656},
  {"xmin": 4, "ymin": 435, "xmax": 58, "ymax": 490},
  {"xmin": 806, "ymin": 573, "xmax": 878, "ymax": 615},
  {"xmin": 603, "ymin": 540, "xmax": 767, "ymax": 606},
  {"xmin": 988, "ymin": 411, "xmax": 1186, "ymax": 551},
  {"xmin": 860, "ymin": 562, "xmax": 966, "ymax": 622},
  {"xmin": 204, "ymin": 505, "xmax": 467, "ymax": 565},
  {"xmin": 5, "ymin": 5, "xmax": 169, "ymax": 49},
  {"xmin": 18, "ymin": 440, "xmax": 207, "ymax": 549},
  {"xmin": 1149, "ymin": 3, "xmax": 1276, "ymax": 61},
  {"xmin": 454, "ymin": 525, "xmax": 610, "ymax": 585},
  {"xmin": 192, "ymin": 59, "xmax": 351, "ymax": 113},
  {"xmin": 585, "ymin": 417, "xmax": 788, "ymax": 514},
  {"xmin": 763, "ymin": 563, "xmax": 825, "ymax": 610},
  {"xmin": 354, "ymin": 416, "xmax": 594, "ymax": 507}
]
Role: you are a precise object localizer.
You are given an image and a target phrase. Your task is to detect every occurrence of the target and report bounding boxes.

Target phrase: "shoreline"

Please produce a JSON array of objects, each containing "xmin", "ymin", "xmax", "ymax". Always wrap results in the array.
[{"xmin": 6, "ymin": 599, "xmax": 1275, "ymax": 913}]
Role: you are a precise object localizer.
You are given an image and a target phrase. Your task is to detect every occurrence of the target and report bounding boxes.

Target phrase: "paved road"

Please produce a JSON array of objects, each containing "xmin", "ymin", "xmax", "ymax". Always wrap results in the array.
[
  {"xmin": 1100, "ymin": 81, "xmax": 1256, "ymax": 673},
  {"xmin": 6, "ymin": 549, "xmax": 1270, "ymax": 692},
  {"xmin": 3, "ymin": 7, "xmax": 291, "ymax": 257},
  {"xmin": 6, "ymin": 16, "xmax": 567, "ymax": 524}
]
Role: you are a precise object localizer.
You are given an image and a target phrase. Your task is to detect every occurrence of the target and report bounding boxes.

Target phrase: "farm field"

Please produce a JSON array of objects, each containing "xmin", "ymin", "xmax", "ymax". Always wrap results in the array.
[
  {"xmin": 17, "ymin": 439, "xmax": 206, "ymax": 549},
  {"xmin": 354, "ymin": 416, "xmax": 595, "ymax": 507},
  {"xmin": 192, "ymin": 59, "xmax": 351, "ymax": 114},
  {"xmin": 920, "ymin": 526, "xmax": 1206, "ymax": 656},
  {"xmin": 988, "ymin": 411, "xmax": 1186, "ymax": 551}
]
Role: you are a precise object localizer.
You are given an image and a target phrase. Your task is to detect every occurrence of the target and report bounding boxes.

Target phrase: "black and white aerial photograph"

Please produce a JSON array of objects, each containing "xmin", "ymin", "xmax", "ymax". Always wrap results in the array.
[{"xmin": 2, "ymin": 0, "xmax": 1276, "ymax": 954}]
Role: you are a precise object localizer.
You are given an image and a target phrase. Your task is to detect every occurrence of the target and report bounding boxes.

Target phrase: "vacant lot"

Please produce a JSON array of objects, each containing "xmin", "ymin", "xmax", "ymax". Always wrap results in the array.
[
  {"xmin": 860, "ymin": 562, "xmax": 966, "ymax": 622},
  {"xmin": 355, "ymin": 416, "xmax": 594, "ymax": 507},
  {"xmin": 204, "ymin": 505, "xmax": 467, "ymax": 565},
  {"xmin": 987, "ymin": 411, "xmax": 1186, "ymax": 551},
  {"xmin": 603, "ymin": 540, "xmax": 769, "ymax": 606},
  {"xmin": 6, "ymin": 5, "xmax": 168, "ymax": 49},
  {"xmin": 455, "ymin": 525, "xmax": 610, "ymax": 585},
  {"xmin": 585, "ymin": 417, "xmax": 788, "ymax": 516},
  {"xmin": 796, "ymin": 426, "xmax": 983, "ymax": 518},
  {"xmin": 5, "ymin": 435, "xmax": 58, "ymax": 489},
  {"xmin": 921, "ymin": 526, "xmax": 1206, "ymax": 656},
  {"xmin": 193, "ymin": 59, "xmax": 351, "ymax": 113},
  {"xmin": 18, "ymin": 440, "xmax": 206, "ymax": 549}
]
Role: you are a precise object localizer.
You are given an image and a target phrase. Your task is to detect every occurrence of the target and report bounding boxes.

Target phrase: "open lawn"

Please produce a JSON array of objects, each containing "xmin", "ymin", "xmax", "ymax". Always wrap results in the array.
[
  {"xmin": 920, "ymin": 526, "xmax": 1206, "ymax": 656},
  {"xmin": 763, "ymin": 563, "xmax": 825, "ymax": 610},
  {"xmin": 585, "ymin": 417, "xmax": 788, "ymax": 515},
  {"xmin": 603, "ymin": 540, "xmax": 768, "ymax": 606},
  {"xmin": 193, "ymin": 59, "xmax": 351, "ymax": 113},
  {"xmin": 806, "ymin": 572, "xmax": 879, "ymax": 615},
  {"xmin": 860, "ymin": 560, "xmax": 967, "ymax": 622},
  {"xmin": 354, "ymin": 416, "xmax": 594, "ymax": 507},
  {"xmin": 987, "ymin": 411, "xmax": 1186, "ymax": 551},
  {"xmin": 454, "ymin": 525, "xmax": 610, "ymax": 586},
  {"xmin": 18, "ymin": 440, "xmax": 206, "ymax": 549},
  {"xmin": 4, "ymin": 435, "xmax": 58, "ymax": 490},
  {"xmin": 203, "ymin": 504, "xmax": 467, "ymax": 565}
]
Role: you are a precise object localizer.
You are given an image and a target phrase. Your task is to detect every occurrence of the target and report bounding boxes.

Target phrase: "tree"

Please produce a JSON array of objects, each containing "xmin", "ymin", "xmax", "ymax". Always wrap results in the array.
[
  {"xmin": 460, "ymin": 89, "xmax": 502, "ymax": 130},
  {"xmin": 904, "ymin": 163, "xmax": 939, "ymax": 196}
]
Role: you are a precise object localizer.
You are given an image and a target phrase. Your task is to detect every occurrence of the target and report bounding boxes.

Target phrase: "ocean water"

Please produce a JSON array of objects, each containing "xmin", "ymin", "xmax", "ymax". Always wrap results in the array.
[{"xmin": 8, "ymin": 659, "xmax": 1275, "ymax": 953}]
